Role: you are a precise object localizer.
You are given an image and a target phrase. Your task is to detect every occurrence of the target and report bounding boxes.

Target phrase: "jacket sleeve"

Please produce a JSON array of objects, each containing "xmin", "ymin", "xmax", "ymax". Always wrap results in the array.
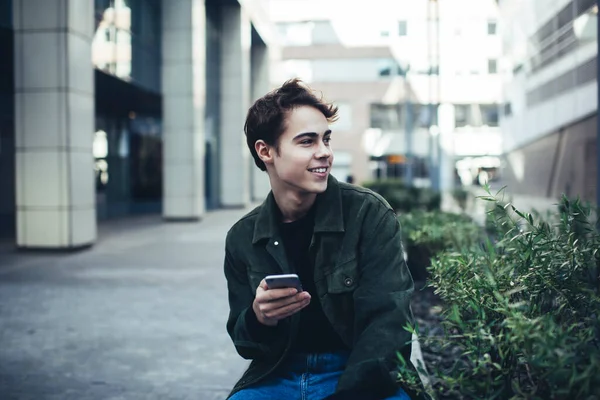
[
  {"xmin": 224, "ymin": 238, "xmax": 288, "ymax": 361},
  {"xmin": 336, "ymin": 205, "xmax": 418, "ymax": 398}
]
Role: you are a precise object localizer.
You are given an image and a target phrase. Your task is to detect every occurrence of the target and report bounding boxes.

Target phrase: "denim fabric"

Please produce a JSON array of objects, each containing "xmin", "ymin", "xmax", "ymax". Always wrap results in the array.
[{"xmin": 229, "ymin": 352, "xmax": 411, "ymax": 400}]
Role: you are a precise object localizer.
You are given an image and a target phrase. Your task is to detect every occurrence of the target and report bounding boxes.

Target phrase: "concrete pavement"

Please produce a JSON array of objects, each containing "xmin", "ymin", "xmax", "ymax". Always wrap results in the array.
[{"xmin": 0, "ymin": 208, "xmax": 254, "ymax": 400}]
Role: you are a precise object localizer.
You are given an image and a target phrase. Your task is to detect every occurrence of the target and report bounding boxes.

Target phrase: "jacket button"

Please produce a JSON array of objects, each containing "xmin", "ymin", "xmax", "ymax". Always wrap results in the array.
[{"xmin": 344, "ymin": 277, "xmax": 353, "ymax": 287}]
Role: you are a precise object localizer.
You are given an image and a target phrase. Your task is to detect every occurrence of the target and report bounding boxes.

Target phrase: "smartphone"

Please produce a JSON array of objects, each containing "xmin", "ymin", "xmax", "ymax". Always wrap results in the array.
[{"xmin": 264, "ymin": 274, "xmax": 303, "ymax": 292}]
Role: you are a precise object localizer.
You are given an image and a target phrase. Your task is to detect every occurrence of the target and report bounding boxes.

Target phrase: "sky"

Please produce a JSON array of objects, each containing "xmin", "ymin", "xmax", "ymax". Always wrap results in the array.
[{"xmin": 267, "ymin": 0, "xmax": 402, "ymax": 45}]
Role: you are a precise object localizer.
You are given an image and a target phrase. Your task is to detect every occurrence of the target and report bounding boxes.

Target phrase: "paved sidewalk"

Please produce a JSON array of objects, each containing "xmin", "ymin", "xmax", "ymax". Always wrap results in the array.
[{"xmin": 0, "ymin": 208, "xmax": 254, "ymax": 400}]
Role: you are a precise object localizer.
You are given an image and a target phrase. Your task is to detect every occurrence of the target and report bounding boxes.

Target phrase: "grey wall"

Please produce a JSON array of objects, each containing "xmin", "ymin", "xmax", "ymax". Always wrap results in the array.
[{"xmin": 502, "ymin": 115, "xmax": 597, "ymax": 204}]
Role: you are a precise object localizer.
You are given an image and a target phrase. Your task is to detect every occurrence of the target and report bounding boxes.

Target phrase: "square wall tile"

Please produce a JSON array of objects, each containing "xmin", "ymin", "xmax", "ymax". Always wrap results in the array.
[
  {"xmin": 18, "ymin": 0, "xmax": 63, "ymax": 30},
  {"xmin": 17, "ymin": 32, "xmax": 62, "ymax": 89},
  {"xmin": 163, "ymin": 130, "xmax": 195, "ymax": 163},
  {"xmin": 68, "ymin": 92, "xmax": 94, "ymax": 150},
  {"xmin": 163, "ymin": 195, "xmax": 197, "ymax": 219},
  {"xmin": 163, "ymin": 95, "xmax": 194, "ymax": 131},
  {"xmin": 162, "ymin": 63, "xmax": 193, "ymax": 96},
  {"xmin": 69, "ymin": 150, "xmax": 94, "ymax": 208},
  {"xmin": 16, "ymin": 91, "xmax": 65, "ymax": 148},
  {"xmin": 68, "ymin": 0, "xmax": 93, "ymax": 39},
  {"xmin": 17, "ymin": 209, "xmax": 67, "ymax": 248},
  {"xmin": 162, "ymin": 0, "xmax": 193, "ymax": 31},
  {"xmin": 220, "ymin": 175, "xmax": 249, "ymax": 208},
  {"xmin": 67, "ymin": 33, "xmax": 93, "ymax": 94},
  {"xmin": 16, "ymin": 150, "xmax": 67, "ymax": 208},
  {"xmin": 163, "ymin": 163, "xmax": 195, "ymax": 197},
  {"xmin": 70, "ymin": 207, "xmax": 96, "ymax": 246},
  {"xmin": 162, "ymin": 30, "xmax": 192, "ymax": 63}
]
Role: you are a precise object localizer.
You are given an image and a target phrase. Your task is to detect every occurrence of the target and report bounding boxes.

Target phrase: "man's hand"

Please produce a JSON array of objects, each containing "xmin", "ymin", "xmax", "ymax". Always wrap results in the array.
[{"xmin": 252, "ymin": 279, "xmax": 311, "ymax": 326}]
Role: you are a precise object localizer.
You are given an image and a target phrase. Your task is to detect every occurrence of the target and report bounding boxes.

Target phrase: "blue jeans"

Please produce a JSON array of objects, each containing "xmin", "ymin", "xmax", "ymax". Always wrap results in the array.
[{"xmin": 229, "ymin": 352, "xmax": 411, "ymax": 400}]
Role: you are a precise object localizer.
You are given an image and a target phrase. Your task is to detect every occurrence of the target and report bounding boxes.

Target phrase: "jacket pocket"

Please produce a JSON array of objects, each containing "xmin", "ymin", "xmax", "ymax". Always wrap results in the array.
[{"xmin": 326, "ymin": 258, "xmax": 358, "ymax": 294}]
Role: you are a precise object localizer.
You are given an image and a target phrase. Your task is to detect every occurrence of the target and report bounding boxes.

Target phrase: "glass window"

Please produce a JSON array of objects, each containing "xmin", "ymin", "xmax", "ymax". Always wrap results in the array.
[
  {"xmin": 95, "ymin": 0, "xmax": 112, "ymax": 23},
  {"xmin": 93, "ymin": 0, "xmax": 161, "ymax": 92},
  {"xmin": 414, "ymin": 104, "xmax": 437, "ymax": 128},
  {"xmin": 398, "ymin": 20, "xmax": 407, "ymax": 36},
  {"xmin": 378, "ymin": 59, "xmax": 398, "ymax": 77},
  {"xmin": 454, "ymin": 105, "xmax": 469, "ymax": 127},
  {"xmin": 480, "ymin": 104, "xmax": 499, "ymax": 126},
  {"xmin": 488, "ymin": 59, "xmax": 498, "ymax": 74},
  {"xmin": 454, "ymin": 104, "xmax": 499, "ymax": 127},
  {"xmin": 0, "ymin": 0, "xmax": 12, "ymax": 28},
  {"xmin": 577, "ymin": 0, "xmax": 596, "ymax": 16},
  {"xmin": 487, "ymin": 21, "xmax": 497, "ymax": 35},
  {"xmin": 370, "ymin": 104, "xmax": 403, "ymax": 130},
  {"xmin": 557, "ymin": 3, "xmax": 574, "ymax": 31}
]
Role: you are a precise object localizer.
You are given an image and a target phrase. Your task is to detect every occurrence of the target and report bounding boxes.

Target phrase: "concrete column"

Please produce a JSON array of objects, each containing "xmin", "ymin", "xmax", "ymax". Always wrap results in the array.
[
  {"xmin": 438, "ymin": 103, "xmax": 456, "ymax": 192},
  {"xmin": 220, "ymin": 4, "xmax": 251, "ymax": 208},
  {"xmin": 162, "ymin": 0, "xmax": 206, "ymax": 220},
  {"xmin": 14, "ymin": 0, "xmax": 96, "ymax": 249},
  {"xmin": 250, "ymin": 38, "xmax": 271, "ymax": 202}
]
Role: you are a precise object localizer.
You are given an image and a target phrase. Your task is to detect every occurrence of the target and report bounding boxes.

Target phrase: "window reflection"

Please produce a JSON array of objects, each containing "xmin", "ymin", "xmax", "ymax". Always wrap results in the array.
[
  {"xmin": 93, "ymin": 130, "xmax": 109, "ymax": 189},
  {"xmin": 370, "ymin": 104, "xmax": 437, "ymax": 130},
  {"xmin": 93, "ymin": 0, "xmax": 161, "ymax": 93},
  {"xmin": 93, "ymin": 0, "xmax": 132, "ymax": 80},
  {"xmin": 454, "ymin": 104, "xmax": 499, "ymax": 128}
]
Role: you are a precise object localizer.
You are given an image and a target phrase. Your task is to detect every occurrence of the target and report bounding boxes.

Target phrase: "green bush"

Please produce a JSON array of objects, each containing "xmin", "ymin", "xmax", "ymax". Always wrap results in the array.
[
  {"xmin": 398, "ymin": 192, "xmax": 600, "ymax": 399},
  {"xmin": 398, "ymin": 210, "xmax": 483, "ymax": 281},
  {"xmin": 362, "ymin": 179, "xmax": 441, "ymax": 212}
]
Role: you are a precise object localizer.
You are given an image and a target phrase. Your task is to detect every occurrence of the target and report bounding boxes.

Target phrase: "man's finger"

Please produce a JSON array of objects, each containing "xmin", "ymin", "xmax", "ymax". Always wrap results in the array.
[
  {"xmin": 261, "ymin": 292, "xmax": 310, "ymax": 313},
  {"xmin": 258, "ymin": 287, "xmax": 298, "ymax": 303},
  {"xmin": 267, "ymin": 298, "xmax": 311, "ymax": 320}
]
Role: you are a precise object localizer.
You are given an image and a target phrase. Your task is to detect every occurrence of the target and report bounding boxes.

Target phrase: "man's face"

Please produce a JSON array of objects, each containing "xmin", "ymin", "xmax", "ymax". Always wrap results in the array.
[{"xmin": 270, "ymin": 106, "xmax": 334, "ymax": 194}]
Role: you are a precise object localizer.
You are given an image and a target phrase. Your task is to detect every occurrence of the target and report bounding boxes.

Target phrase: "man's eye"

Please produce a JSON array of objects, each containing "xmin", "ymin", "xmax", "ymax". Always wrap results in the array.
[
  {"xmin": 300, "ymin": 140, "xmax": 312, "ymax": 145},
  {"xmin": 324, "ymin": 137, "xmax": 332, "ymax": 143}
]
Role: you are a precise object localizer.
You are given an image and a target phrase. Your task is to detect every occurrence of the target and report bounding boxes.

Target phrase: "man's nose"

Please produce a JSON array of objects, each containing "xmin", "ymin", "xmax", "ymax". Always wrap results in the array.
[{"xmin": 315, "ymin": 140, "xmax": 331, "ymax": 159}]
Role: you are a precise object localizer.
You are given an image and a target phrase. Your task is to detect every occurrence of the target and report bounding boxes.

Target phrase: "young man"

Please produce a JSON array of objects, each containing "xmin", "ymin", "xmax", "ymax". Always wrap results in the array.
[{"xmin": 224, "ymin": 79, "xmax": 424, "ymax": 399}]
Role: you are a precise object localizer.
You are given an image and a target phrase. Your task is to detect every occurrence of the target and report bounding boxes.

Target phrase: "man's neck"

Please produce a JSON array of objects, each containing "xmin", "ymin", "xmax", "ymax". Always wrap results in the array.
[{"xmin": 271, "ymin": 187, "xmax": 317, "ymax": 223}]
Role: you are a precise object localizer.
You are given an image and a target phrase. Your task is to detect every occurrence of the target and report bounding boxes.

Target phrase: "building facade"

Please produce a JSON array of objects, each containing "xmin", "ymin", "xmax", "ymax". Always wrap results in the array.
[
  {"xmin": 386, "ymin": 0, "xmax": 503, "ymax": 189},
  {"xmin": 0, "ymin": 0, "xmax": 277, "ymax": 248},
  {"xmin": 268, "ymin": 0, "xmax": 503, "ymax": 189},
  {"xmin": 272, "ymin": 20, "xmax": 410, "ymax": 184},
  {"xmin": 499, "ymin": 0, "xmax": 597, "ymax": 207}
]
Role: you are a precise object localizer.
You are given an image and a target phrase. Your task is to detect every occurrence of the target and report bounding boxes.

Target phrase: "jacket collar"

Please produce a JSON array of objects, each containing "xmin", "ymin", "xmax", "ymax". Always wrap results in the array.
[{"xmin": 252, "ymin": 175, "xmax": 345, "ymax": 244}]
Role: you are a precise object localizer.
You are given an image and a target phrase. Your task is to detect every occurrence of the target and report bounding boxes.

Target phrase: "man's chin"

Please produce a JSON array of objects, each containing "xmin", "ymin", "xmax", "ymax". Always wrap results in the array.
[
  {"xmin": 293, "ymin": 182, "xmax": 327, "ymax": 195},
  {"xmin": 309, "ymin": 181, "xmax": 328, "ymax": 194}
]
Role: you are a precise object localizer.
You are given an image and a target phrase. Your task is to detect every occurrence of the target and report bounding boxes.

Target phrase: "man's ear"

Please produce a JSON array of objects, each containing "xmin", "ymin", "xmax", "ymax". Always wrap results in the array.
[{"xmin": 255, "ymin": 140, "xmax": 275, "ymax": 166}]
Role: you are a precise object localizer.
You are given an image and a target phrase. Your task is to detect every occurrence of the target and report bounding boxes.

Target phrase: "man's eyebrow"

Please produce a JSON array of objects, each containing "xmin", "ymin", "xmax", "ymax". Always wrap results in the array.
[{"xmin": 293, "ymin": 130, "xmax": 332, "ymax": 140}]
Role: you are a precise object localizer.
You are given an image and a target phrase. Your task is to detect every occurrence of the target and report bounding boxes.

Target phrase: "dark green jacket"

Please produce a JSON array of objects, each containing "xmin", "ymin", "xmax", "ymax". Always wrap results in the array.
[{"xmin": 224, "ymin": 176, "xmax": 422, "ymax": 399}]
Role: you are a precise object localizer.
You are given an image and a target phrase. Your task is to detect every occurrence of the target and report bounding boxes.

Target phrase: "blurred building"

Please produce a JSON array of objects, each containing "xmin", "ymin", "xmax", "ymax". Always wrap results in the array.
[
  {"xmin": 268, "ymin": 0, "xmax": 503, "ymax": 188},
  {"xmin": 499, "ymin": 0, "xmax": 598, "ymax": 206},
  {"xmin": 0, "ymin": 0, "xmax": 278, "ymax": 248},
  {"xmin": 272, "ymin": 18, "xmax": 410, "ymax": 184}
]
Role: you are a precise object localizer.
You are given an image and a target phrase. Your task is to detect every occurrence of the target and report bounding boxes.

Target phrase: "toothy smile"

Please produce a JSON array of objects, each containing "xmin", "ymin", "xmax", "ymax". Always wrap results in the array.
[{"xmin": 308, "ymin": 167, "xmax": 328, "ymax": 173}]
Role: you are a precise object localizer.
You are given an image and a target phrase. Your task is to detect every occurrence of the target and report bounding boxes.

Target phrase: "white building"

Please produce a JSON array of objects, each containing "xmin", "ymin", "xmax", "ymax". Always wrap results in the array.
[
  {"xmin": 268, "ymin": 0, "xmax": 503, "ymax": 189},
  {"xmin": 499, "ymin": 0, "xmax": 597, "ymax": 207}
]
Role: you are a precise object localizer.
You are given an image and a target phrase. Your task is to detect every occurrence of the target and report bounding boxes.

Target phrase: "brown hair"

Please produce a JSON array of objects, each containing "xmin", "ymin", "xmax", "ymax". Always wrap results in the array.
[{"xmin": 244, "ymin": 78, "xmax": 339, "ymax": 171}]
